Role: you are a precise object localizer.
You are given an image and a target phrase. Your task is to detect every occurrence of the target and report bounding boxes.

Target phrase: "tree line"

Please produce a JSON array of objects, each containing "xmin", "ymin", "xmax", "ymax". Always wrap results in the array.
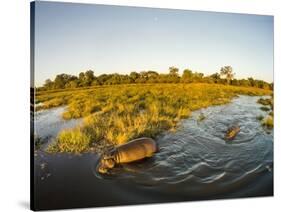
[{"xmin": 39, "ymin": 66, "xmax": 273, "ymax": 91}]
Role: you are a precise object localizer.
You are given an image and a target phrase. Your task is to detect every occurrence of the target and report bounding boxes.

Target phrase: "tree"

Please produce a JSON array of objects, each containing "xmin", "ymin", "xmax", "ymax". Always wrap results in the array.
[
  {"xmin": 85, "ymin": 70, "xmax": 94, "ymax": 81},
  {"xmin": 210, "ymin": 73, "xmax": 221, "ymax": 83},
  {"xmin": 97, "ymin": 74, "xmax": 110, "ymax": 85},
  {"xmin": 79, "ymin": 72, "xmax": 85, "ymax": 81},
  {"xmin": 181, "ymin": 69, "xmax": 193, "ymax": 83},
  {"xmin": 192, "ymin": 72, "xmax": 204, "ymax": 82},
  {"xmin": 168, "ymin": 66, "xmax": 180, "ymax": 83},
  {"xmin": 129, "ymin": 72, "xmax": 140, "ymax": 82},
  {"xmin": 65, "ymin": 80, "xmax": 79, "ymax": 88},
  {"xmin": 136, "ymin": 71, "xmax": 149, "ymax": 83},
  {"xmin": 40, "ymin": 66, "xmax": 271, "ymax": 91},
  {"xmin": 247, "ymin": 77, "xmax": 255, "ymax": 87},
  {"xmin": 147, "ymin": 71, "xmax": 159, "ymax": 83},
  {"xmin": 220, "ymin": 66, "xmax": 235, "ymax": 84},
  {"xmin": 238, "ymin": 79, "xmax": 250, "ymax": 87},
  {"xmin": 84, "ymin": 70, "xmax": 95, "ymax": 86},
  {"xmin": 169, "ymin": 66, "xmax": 179, "ymax": 76},
  {"xmin": 231, "ymin": 79, "xmax": 239, "ymax": 86},
  {"xmin": 53, "ymin": 74, "xmax": 78, "ymax": 89},
  {"xmin": 44, "ymin": 79, "xmax": 54, "ymax": 90}
]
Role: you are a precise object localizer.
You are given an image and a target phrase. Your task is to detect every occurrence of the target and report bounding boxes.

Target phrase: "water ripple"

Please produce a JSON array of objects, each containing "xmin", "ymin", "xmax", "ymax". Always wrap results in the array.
[{"xmin": 107, "ymin": 95, "xmax": 273, "ymax": 194}]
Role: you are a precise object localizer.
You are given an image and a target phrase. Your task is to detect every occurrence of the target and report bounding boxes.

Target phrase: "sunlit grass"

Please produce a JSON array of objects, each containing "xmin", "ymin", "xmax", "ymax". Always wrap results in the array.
[
  {"xmin": 257, "ymin": 96, "xmax": 274, "ymax": 129},
  {"xmin": 47, "ymin": 128, "xmax": 91, "ymax": 153},
  {"xmin": 262, "ymin": 116, "xmax": 273, "ymax": 129},
  {"xmin": 36, "ymin": 83, "xmax": 272, "ymax": 153},
  {"xmin": 257, "ymin": 97, "xmax": 273, "ymax": 108}
]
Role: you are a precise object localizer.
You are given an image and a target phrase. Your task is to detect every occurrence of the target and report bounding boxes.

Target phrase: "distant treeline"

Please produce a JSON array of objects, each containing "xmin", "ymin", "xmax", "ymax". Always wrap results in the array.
[{"xmin": 39, "ymin": 66, "xmax": 273, "ymax": 91}]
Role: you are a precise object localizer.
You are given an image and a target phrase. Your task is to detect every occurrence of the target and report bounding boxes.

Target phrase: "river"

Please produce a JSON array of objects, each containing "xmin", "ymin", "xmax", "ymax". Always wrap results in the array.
[{"xmin": 33, "ymin": 95, "xmax": 273, "ymax": 210}]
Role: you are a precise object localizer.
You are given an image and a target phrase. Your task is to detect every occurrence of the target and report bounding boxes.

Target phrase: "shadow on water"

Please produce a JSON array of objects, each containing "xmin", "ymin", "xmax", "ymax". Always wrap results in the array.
[{"xmin": 34, "ymin": 95, "xmax": 273, "ymax": 210}]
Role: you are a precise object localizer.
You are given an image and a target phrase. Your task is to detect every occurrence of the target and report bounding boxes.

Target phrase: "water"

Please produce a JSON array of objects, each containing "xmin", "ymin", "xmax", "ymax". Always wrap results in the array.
[
  {"xmin": 109, "ymin": 96, "xmax": 273, "ymax": 186},
  {"xmin": 33, "ymin": 95, "xmax": 273, "ymax": 210},
  {"xmin": 34, "ymin": 106, "xmax": 82, "ymax": 143}
]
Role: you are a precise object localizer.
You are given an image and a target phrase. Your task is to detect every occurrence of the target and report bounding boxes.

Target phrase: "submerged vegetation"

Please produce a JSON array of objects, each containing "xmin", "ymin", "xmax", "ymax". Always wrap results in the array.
[
  {"xmin": 35, "ymin": 83, "xmax": 272, "ymax": 153},
  {"xmin": 197, "ymin": 113, "xmax": 206, "ymax": 122},
  {"xmin": 257, "ymin": 96, "xmax": 274, "ymax": 129}
]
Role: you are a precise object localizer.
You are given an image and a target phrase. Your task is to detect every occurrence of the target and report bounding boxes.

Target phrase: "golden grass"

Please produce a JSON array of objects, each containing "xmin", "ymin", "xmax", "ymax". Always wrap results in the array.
[
  {"xmin": 47, "ymin": 128, "xmax": 90, "ymax": 153},
  {"xmin": 262, "ymin": 116, "xmax": 273, "ymax": 129},
  {"xmin": 257, "ymin": 96, "xmax": 274, "ymax": 129},
  {"xmin": 36, "ymin": 83, "xmax": 272, "ymax": 153}
]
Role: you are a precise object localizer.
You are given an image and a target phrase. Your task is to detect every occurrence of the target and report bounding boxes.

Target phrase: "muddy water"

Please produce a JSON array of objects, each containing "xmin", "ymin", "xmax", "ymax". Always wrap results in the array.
[{"xmin": 33, "ymin": 96, "xmax": 273, "ymax": 210}]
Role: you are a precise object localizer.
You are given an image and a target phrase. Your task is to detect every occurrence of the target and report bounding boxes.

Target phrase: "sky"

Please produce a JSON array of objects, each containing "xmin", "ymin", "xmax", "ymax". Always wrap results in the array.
[{"xmin": 33, "ymin": 1, "xmax": 274, "ymax": 86}]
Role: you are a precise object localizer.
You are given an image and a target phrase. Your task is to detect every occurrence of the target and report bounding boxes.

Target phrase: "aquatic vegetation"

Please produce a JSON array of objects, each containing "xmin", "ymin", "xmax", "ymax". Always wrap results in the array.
[
  {"xmin": 256, "ymin": 115, "xmax": 264, "ymax": 121},
  {"xmin": 262, "ymin": 116, "xmax": 273, "ymax": 129},
  {"xmin": 257, "ymin": 96, "xmax": 274, "ymax": 129},
  {"xmin": 34, "ymin": 136, "xmax": 45, "ymax": 150},
  {"xmin": 47, "ymin": 128, "xmax": 91, "ymax": 153},
  {"xmin": 36, "ymin": 83, "xmax": 272, "ymax": 153},
  {"xmin": 197, "ymin": 113, "xmax": 206, "ymax": 122},
  {"xmin": 257, "ymin": 97, "xmax": 273, "ymax": 107},
  {"xmin": 260, "ymin": 106, "xmax": 270, "ymax": 112}
]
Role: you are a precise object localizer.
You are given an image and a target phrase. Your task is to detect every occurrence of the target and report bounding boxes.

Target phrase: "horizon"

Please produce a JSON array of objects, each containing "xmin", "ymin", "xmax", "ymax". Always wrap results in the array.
[
  {"xmin": 33, "ymin": 1, "xmax": 274, "ymax": 86},
  {"xmin": 35, "ymin": 66, "xmax": 273, "ymax": 87}
]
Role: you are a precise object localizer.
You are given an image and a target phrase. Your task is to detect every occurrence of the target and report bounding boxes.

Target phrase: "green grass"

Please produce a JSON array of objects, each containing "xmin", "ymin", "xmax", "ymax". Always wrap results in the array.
[{"xmin": 36, "ymin": 83, "xmax": 272, "ymax": 153}]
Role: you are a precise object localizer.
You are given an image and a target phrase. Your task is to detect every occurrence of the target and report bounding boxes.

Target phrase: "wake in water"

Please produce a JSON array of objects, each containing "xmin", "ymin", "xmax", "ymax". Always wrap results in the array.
[{"xmin": 97, "ymin": 95, "xmax": 273, "ymax": 196}]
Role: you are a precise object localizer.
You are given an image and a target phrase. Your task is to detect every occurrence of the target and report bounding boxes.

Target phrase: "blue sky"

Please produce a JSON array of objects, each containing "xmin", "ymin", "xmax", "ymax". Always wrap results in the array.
[{"xmin": 34, "ymin": 1, "xmax": 273, "ymax": 86}]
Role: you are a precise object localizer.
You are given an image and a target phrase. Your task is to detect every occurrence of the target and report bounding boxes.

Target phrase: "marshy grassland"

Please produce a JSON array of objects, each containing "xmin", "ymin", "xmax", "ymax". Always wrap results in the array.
[{"xmin": 35, "ymin": 83, "xmax": 272, "ymax": 153}]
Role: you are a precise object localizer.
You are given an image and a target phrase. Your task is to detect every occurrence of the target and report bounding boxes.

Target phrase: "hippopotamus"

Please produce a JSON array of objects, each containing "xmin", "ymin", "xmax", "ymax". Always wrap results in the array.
[
  {"xmin": 98, "ymin": 137, "xmax": 158, "ymax": 174},
  {"xmin": 225, "ymin": 125, "xmax": 240, "ymax": 140}
]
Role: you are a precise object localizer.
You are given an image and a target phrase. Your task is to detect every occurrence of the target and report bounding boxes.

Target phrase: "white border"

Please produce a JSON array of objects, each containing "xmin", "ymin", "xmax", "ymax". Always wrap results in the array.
[{"xmin": 0, "ymin": 0, "xmax": 280, "ymax": 211}]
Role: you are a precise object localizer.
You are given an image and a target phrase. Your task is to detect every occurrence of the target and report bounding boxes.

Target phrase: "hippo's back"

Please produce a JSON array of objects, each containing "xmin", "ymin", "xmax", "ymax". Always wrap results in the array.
[{"xmin": 115, "ymin": 137, "xmax": 158, "ymax": 164}]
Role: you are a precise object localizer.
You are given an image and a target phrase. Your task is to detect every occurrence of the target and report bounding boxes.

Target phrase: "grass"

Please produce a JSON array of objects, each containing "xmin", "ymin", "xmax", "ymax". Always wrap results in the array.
[
  {"xmin": 35, "ymin": 83, "xmax": 272, "ymax": 153},
  {"xmin": 257, "ymin": 96, "xmax": 274, "ymax": 129},
  {"xmin": 262, "ymin": 116, "xmax": 274, "ymax": 129},
  {"xmin": 257, "ymin": 97, "xmax": 273, "ymax": 108},
  {"xmin": 260, "ymin": 106, "xmax": 270, "ymax": 112},
  {"xmin": 48, "ymin": 128, "xmax": 91, "ymax": 153},
  {"xmin": 197, "ymin": 113, "xmax": 206, "ymax": 122}
]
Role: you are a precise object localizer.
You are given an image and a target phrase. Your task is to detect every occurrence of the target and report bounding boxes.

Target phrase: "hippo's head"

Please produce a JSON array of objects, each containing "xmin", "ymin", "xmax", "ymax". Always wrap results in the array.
[{"xmin": 98, "ymin": 150, "xmax": 116, "ymax": 174}]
